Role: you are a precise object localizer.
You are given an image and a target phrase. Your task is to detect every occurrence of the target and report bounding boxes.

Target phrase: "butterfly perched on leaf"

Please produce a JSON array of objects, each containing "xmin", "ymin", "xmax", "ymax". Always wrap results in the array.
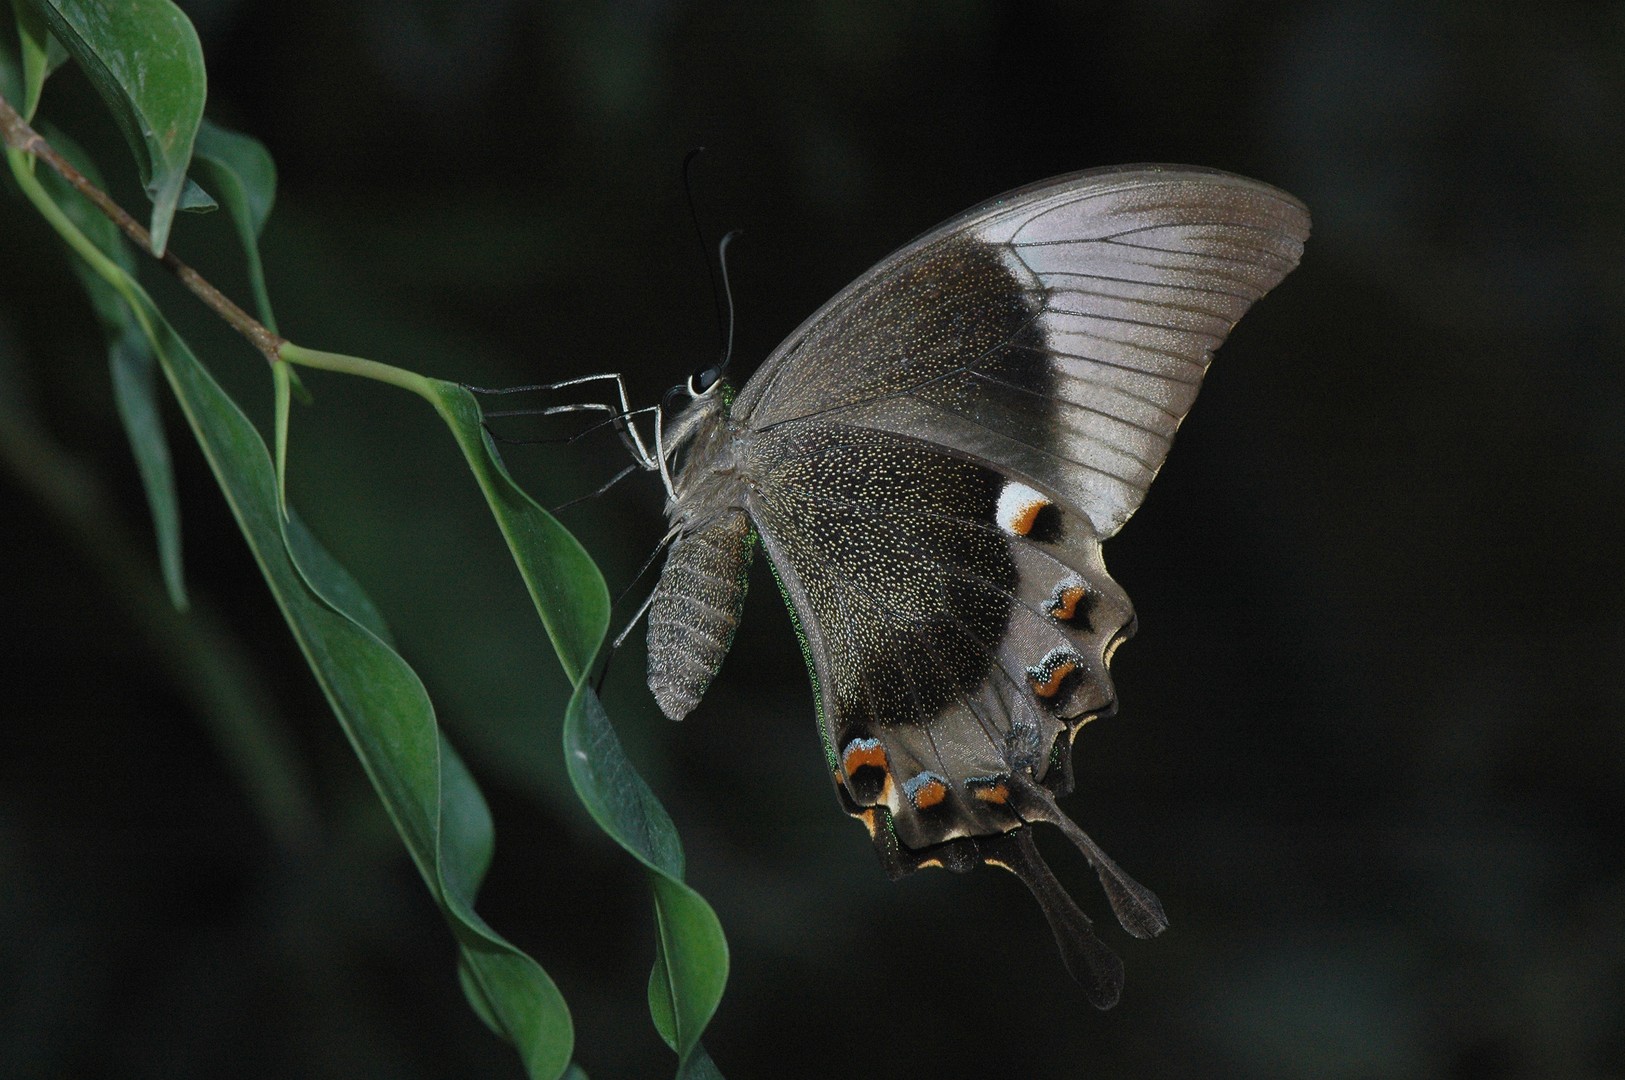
[{"xmin": 634, "ymin": 165, "xmax": 1309, "ymax": 1007}]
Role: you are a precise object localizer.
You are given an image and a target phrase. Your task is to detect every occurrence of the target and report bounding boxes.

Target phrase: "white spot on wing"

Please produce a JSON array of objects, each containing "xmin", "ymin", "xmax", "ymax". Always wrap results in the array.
[{"xmin": 996, "ymin": 480, "xmax": 1051, "ymax": 536}]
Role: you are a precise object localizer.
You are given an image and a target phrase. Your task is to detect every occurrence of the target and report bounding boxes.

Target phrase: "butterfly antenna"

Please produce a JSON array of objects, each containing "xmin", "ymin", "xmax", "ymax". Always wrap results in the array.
[
  {"xmin": 681, "ymin": 148, "xmax": 741, "ymax": 377},
  {"xmin": 714, "ymin": 229, "xmax": 740, "ymax": 375},
  {"xmin": 1007, "ymin": 772, "xmax": 1170, "ymax": 940},
  {"xmin": 683, "ymin": 148, "xmax": 724, "ymax": 361}
]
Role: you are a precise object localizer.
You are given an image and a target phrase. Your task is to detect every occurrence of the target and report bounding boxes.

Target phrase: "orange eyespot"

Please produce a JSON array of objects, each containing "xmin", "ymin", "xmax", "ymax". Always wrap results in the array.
[
  {"xmin": 1030, "ymin": 659, "xmax": 1077, "ymax": 698},
  {"xmin": 969, "ymin": 778, "xmax": 1010, "ymax": 805},
  {"xmin": 904, "ymin": 772, "xmax": 948, "ymax": 810},
  {"xmin": 997, "ymin": 481, "xmax": 1054, "ymax": 537},
  {"xmin": 1010, "ymin": 502, "xmax": 1044, "ymax": 536},
  {"xmin": 1046, "ymin": 583, "xmax": 1087, "ymax": 622},
  {"xmin": 841, "ymin": 737, "xmax": 888, "ymax": 775},
  {"xmin": 841, "ymin": 737, "xmax": 893, "ymax": 807},
  {"xmin": 1026, "ymin": 647, "xmax": 1085, "ymax": 702}
]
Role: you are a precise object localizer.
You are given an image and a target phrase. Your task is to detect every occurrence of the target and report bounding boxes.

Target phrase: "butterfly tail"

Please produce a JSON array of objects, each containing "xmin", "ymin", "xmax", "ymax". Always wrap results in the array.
[
  {"xmin": 1009, "ymin": 772, "xmax": 1170, "ymax": 939},
  {"xmin": 983, "ymin": 829, "xmax": 1125, "ymax": 1009}
]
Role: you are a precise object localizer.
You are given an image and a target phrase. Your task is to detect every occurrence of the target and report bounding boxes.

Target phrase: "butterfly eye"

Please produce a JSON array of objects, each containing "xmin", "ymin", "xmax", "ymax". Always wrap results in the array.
[{"xmin": 688, "ymin": 365, "xmax": 723, "ymax": 397}]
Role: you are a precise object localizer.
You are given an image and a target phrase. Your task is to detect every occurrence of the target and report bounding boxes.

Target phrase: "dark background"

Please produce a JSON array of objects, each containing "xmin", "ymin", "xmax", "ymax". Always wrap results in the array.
[{"xmin": 3, "ymin": 2, "xmax": 1621, "ymax": 1077}]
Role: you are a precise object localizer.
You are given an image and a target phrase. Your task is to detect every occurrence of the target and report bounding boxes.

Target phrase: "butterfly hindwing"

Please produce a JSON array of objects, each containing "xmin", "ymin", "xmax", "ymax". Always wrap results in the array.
[
  {"xmin": 741, "ymin": 423, "xmax": 1133, "ymax": 847},
  {"xmin": 739, "ymin": 420, "xmax": 1153, "ymax": 1002},
  {"xmin": 743, "ymin": 422, "xmax": 1022, "ymax": 849}
]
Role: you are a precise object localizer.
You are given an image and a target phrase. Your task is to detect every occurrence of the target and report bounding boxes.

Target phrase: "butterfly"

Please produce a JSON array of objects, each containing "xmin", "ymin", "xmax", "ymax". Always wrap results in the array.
[{"xmin": 639, "ymin": 164, "xmax": 1309, "ymax": 1007}]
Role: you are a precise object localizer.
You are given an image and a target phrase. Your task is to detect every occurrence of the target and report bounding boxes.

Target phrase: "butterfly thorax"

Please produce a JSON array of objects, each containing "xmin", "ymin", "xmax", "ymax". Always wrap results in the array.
[{"xmin": 661, "ymin": 388, "xmax": 749, "ymax": 531}]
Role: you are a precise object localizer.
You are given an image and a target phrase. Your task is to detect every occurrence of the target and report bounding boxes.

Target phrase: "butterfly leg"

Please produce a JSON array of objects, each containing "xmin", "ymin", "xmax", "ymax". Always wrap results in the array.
[{"xmin": 467, "ymin": 372, "xmax": 662, "ymax": 470}]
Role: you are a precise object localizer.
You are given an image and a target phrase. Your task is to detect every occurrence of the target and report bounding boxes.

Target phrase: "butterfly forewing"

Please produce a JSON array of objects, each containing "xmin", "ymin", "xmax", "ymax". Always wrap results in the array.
[
  {"xmin": 646, "ymin": 165, "xmax": 1309, "ymax": 1004},
  {"xmin": 733, "ymin": 165, "xmax": 1311, "ymax": 536}
]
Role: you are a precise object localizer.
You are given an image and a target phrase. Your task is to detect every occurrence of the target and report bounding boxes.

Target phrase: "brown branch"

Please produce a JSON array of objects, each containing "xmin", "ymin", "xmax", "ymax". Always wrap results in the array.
[{"xmin": 0, "ymin": 90, "xmax": 286, "ymax": 365}]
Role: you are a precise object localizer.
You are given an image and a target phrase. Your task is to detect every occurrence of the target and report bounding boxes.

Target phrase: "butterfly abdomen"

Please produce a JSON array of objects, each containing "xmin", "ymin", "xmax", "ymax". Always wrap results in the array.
[{"xmin": 646, "ymin": 510, "xmax": 755, "ymax": 721}]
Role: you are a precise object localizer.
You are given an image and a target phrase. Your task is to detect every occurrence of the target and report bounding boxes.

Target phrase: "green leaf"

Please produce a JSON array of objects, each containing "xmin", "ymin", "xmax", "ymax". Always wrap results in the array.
[
  {"xmin": 648, "ymin": 947, "xmax": 678, "ymax": 1047},
  {"xmin": 34, "ymin": 121, "xmax": 131, "ymax": 275},
  {"xmin": 421, "ymin": 380, "xmax": 609, "ymax": 684},
  {"xmin": 36, "ymin": 122, "xmax": 186, "ymax": 609},
  {"xmin": 565, "ymin": 687, "xmax": 729, "ymax": 1065},
  {"xmin": 192, "ymin": 118, "xmax": 278, "ymax": 332},
  {"xmin": 175, "ymin": 173, "xmax": 213, "ymax": 212},
  {"xmin": 565, "ymin": 685, "xmax": 683, "ymax": 879},
  {"xmin": 171, "ymin": 307, "xmax": 574, "ymax": 1077},
  {"xmin": 107, "ymin": 322, "xmax": 186, "ymax": 607},
  {"xmin": 189, "ymin": 119, "xmax": 303, "ymax": 399},
  {"xmin": 13, "ymin": 99, "xmax": 729, "ymax": 1073},
  {"xmin": 418, "ymin": 379, "xmax": 728, "ymax": 1072},
  {"xmin": 677, "ymin": 1045, "xmax": 726, "ymax": 1080},
  {"xmin": 23, "ymin": 0, "xmax": 207, "ymax": 254},
  {"xmin": 281, "ymin": 491, "xmax": 572, "ymax": 1077},
  {"xmin": 9, "ymin": 156, "xmax": 577, "ymax": 1078},
  {"xmin": 281, "ymin": 509, "xmax": 391, "ymax": 645},
  {"xmin": 192, "ymin": 117, "xmax": 273, "ymax": 235}
]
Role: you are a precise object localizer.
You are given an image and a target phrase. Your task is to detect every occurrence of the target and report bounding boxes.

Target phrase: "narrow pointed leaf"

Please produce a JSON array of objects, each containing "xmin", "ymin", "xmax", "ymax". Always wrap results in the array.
[
  {"xmin": 565, "ymin": 687, "xmax": 729, "ymax": 1065},
  {"xmin": 163, "ymin": 302, "xmax": 575, "ymax": 1079},
  {"xmin": 37, "ymin": 123, "xmax": 186, "ymax": 608},
  {"xmin": 108, "ymin": 324, "xmax": 185, "ymax": 606},
  {"xmin": 677, "ymin": 1045, "xmax": 726, "ymax": 1080},
  {"xmin": 274, "ymin": 483, "xmax": 572, "ymax": 1078},
  {"xmin": 192, "ymin": 118, "xmax": 278, "ymax": 331},
  {"xmin": 14, "ymin": 0, "xmax": 66, "ymax": 119},
  {"xmin": 421, "ymin": 380, "xmax": 609, "ymax": 684},
  {"xmin": 421, "ymin": 380, "xmax": 730, "ymax": 1073}
]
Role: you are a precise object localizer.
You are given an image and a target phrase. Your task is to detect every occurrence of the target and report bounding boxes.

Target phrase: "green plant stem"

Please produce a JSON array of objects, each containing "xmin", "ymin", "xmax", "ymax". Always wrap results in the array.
[
  {"xmin": 0, "ymin": 89, "xmax": 284, "ymax": 364},
  {"xmin": 278, "ymin": 342, "xmax": 435, "ymax": 398},
  {"xmin": 1, "ymin": 90, "xmax": 441, "ymax": 406}
]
